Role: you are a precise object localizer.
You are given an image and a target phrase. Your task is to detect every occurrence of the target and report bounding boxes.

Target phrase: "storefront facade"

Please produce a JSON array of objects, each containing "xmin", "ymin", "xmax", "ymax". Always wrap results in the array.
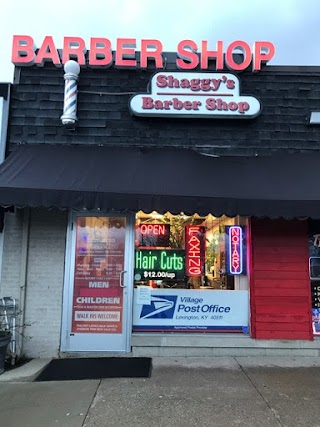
[{"xmin": 1, "ymin": 36, "xmax": 320, "ymax": 358}]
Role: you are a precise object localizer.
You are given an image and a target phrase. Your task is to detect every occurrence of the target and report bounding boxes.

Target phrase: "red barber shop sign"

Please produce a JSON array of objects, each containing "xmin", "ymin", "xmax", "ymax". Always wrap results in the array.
[{"xmin": 12, "ymin": 35, "xmax": 275, "ymax": 72}]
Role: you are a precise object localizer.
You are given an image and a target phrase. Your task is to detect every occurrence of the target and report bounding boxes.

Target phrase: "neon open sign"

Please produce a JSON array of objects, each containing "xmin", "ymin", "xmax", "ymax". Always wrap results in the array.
[
  {"xmin": 227, "ymin": 226, "xmax": 243, "ymax": 275},
  {"xmin": 136, "ymin": 224, "xmax": 170, "ymax": 247}
]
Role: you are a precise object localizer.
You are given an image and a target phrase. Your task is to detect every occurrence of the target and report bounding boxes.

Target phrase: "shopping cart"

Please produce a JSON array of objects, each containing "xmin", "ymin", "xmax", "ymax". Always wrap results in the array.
[{"xmin": 0, "ymin": 297, "xmax": 18, "ymax": 365}]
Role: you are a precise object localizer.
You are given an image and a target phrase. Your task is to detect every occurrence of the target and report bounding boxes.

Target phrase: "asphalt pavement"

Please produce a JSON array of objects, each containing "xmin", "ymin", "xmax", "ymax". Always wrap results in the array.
[{"xmin": 1, "ymin": 356, "xmax": 320, "ymax": 427}]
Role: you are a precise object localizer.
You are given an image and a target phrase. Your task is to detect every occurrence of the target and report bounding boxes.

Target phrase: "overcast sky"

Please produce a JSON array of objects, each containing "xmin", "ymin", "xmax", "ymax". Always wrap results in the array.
[{"xmin": 1, "ymin": 0, "xmax": 320, "ymax": 82}]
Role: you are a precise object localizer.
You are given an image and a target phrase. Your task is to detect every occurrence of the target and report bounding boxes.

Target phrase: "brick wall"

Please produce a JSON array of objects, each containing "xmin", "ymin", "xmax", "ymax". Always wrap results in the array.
[
  {"xmin": 1, "ymin": 208, "xmax": 68, "ymax": 358},
  {"xmin": 1, "ymin": 210, "xmax": 24, "ymax": 300},
  {"xmin": 22, "ymin": 209, "xmax": 67, "ymax": 357}
]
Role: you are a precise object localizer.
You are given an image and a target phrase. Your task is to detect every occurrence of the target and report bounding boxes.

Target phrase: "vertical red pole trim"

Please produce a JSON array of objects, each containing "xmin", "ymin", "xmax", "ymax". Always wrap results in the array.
[{"xmin": 302, "ymin": 220, "xmax": 314, "ymax": 341}]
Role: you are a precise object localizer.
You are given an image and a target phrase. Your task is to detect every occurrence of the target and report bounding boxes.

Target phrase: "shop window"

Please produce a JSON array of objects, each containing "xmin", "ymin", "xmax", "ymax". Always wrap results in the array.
[
  {"xmin": 308, "ymin": 219, "xmax": 320, "ymax": 335},
  {"xmin": 132, "ymin": 212, "xmax": 249, "ymax": 333}
]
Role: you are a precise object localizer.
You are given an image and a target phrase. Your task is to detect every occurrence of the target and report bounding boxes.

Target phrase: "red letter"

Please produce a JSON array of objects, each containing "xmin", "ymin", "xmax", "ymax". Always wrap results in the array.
[
  {"xmin": 89, "ymin": 38, "xmax": 113, "ymax": 67},
  {"xmin": 140, "ymin": 39, "xmax": 163, "ymax": 68},
  {"xmin": 62, "ymin": 37, "xmax": 86, "ymax": 65},
  {"xmin": 115, "ymin": 38, "xmax": 137, "ymax": 67},
  {"xmin": 142, "ymin": 97, "xmax": 154, "ymax": 109},
  {"xmin": 156, "ymin": 75, "xmax": 168, "ymax": 88},
  {"xmin": 176, "ymin": 40, "xmax": 199, "ymax": 70},
  {"xmin": 225, "ymin": 41, "xmax": 252, "ymax": 71},
  {"xmin": 253, "ymin": 41, "xmax": 275, "ymax": 71},
  {"xmin": 238, "ymin": 102, "xmax": 249, "ymax": 113},
  {"xmin": 201, "ymin": 41, "xmax": 224, "ymax": 70},
  {"xmin": 35, "ymin": 36, "xmax": 61, "ymax": 66},
  {"xmin": 11, "ymin": 35, "xmax": 36, "ymax": 66}
]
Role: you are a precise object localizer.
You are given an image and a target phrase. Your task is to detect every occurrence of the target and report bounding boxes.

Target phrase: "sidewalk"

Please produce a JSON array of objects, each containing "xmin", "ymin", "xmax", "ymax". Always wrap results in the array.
[{"xmin": 1, "ymin": 357, "xmax": 320, "ymax": 427}]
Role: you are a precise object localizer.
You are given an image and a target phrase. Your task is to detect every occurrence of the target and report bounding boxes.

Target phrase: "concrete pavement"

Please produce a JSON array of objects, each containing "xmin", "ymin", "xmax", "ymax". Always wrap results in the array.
[
  {"xmin": 0, "ymin": 380, "xmax": 99, "ymax": 427},
  {"xmin": 1, "ymin": 357, "xmax": 320, "ymax": 426}
]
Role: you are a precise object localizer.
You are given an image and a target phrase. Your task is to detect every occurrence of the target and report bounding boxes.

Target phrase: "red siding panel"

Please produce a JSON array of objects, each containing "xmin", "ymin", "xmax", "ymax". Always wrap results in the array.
[
  {"xmin": 257, "ymin": 305, "xmax": 310, "ymax": 315},
  {"xmin": 250, "ymin": 218, "xmax": 313, "ymax": 341},
  {"xmin": 254, "ymin": 247, "xmax": 307, "ymax": 256},
  {"xmin": 254, "ymin": 288, "xmax": 309, "ymax": 297},
  {"xmin": 256, "ymin": 322, "xmax": 310, "ymax": 332},
  {"xmin": 255, "ymin": 330, "xmax": 311, "ymax": 340},
  {"xmin": 254, "ymin": 279, "xmax": 307, "ymax": 289},
  {"xmin": 255, "ymin": 297, "xmax": 309, "ymax": 306},
  {"xmin": 255, "ymin": 313, "xmax": 310, "ymax": 323},
  {"xmin": 254, "ymin": 262, "xmax": 307, "ymax": 272},
  {"xmin": 254, "ymin": 271, "xmax": 308, "ymax": 280}
]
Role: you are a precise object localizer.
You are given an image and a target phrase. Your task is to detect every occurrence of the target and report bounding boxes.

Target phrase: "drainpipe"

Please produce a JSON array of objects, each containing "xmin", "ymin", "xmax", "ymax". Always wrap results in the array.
[{"xmin": 18, "ymin": 207, "xmax": 30, "ymax": 358}]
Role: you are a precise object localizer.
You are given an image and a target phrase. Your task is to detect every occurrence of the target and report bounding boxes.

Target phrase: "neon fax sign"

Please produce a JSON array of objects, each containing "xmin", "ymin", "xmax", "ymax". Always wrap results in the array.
[{"xmin": 226, "ymin": 226, "xmax": 245, "ymax": 275}]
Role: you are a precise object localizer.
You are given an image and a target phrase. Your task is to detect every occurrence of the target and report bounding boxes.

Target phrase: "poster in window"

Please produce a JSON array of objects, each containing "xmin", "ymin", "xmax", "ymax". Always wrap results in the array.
[{"xmin": 71, "ymin": 216, "xmax": 126, "ymax": 334}]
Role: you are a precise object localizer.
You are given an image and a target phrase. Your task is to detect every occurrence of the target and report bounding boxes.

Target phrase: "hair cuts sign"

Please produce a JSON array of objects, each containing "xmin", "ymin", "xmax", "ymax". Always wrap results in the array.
[
  {"xmin": 12, "ymin": 35, "xmax": 275, "ymax": 72},
  {"xmin": 135, "ymin": 249, "xmax": 185, "ymax": 280},
  {"xmin": 130, "ymin": 72, "xmax": 261, "ymax": 118}
]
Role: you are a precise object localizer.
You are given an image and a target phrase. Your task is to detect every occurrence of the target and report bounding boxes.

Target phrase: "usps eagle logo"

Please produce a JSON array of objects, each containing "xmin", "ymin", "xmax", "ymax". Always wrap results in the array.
[{"xmin": 140, "ymin": 295, "xmax": 177, "ymax": 319}]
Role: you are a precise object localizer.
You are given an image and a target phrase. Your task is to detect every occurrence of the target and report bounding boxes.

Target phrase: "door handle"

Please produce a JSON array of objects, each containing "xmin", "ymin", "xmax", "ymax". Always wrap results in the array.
[{"xmin": 119, "ymin": 270, "xmax": 127, "ymax": 288}]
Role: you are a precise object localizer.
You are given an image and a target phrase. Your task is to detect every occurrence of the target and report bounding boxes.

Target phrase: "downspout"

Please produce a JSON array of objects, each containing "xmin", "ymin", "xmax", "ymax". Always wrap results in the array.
[
  {"xmin": 18, "ymin": 207, "xmax": 30, "ymax": 358},
  {"xmin": 0, "ymin": 85, "xmax": 11, "ymax": 291}
]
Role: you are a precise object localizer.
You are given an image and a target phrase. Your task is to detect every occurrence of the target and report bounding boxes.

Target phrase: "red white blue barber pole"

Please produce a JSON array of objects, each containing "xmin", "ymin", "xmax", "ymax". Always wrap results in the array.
[{"xmin": 61, "ymin": 60, "xmax": 80, "ymax": 128}]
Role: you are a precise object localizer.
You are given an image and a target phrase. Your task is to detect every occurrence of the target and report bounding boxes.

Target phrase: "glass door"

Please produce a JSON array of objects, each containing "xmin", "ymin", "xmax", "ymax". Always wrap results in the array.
[{"xmin": 61, "ymin": 213, "xmax": 134, "ymax": 352}]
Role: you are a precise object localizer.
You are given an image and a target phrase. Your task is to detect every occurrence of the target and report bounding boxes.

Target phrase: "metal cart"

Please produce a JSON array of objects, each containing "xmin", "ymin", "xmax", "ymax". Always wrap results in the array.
[{"xmin": 0, "ymin": 297, "xmax": 18, "ymax": 365}]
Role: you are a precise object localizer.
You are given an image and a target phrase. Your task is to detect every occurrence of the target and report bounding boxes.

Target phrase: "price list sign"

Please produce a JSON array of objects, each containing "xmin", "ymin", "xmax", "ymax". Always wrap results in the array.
[{"xmin": 311, "ymin": 282, "xmax": 320, "ymax": 308}]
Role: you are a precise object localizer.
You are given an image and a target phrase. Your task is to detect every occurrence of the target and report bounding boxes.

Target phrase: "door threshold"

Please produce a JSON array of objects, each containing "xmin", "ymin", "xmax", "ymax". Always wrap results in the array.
[{"xmin": 59, "ymin": 351, "xmax": 133, "ymax": 359}]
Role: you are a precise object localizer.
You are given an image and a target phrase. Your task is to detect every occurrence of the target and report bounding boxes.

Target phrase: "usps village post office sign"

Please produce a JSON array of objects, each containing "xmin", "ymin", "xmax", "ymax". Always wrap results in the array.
[
  {"xmin": 132, "ymin": 289, "xmax": 249, "ymax": 332},
  {"xmin": 130, "ymin": 72, "xmax": 261, "ymax": 119}
]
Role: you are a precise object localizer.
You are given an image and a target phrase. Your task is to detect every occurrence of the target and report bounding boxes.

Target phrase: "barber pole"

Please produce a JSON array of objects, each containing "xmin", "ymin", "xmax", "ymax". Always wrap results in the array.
[{"xmin": 61, "ymin": 60, "xmax": 80, "ymax": 128}]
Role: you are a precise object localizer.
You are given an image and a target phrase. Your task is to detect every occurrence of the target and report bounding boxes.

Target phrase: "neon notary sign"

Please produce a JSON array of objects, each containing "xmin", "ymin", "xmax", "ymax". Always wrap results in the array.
[
  {"xmin": 226, "ymin": 226, "xmax": 244, "ymax": 275},
  {"xmin": 11, "ymin": 36, "xmax": 275, "ymax": 72}
]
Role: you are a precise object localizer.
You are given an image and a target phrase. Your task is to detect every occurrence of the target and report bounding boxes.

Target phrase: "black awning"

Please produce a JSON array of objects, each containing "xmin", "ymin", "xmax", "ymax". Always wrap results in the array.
[{"xmin": 0, "ymin": 144, "xmax": 319, "ymax": 218}]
